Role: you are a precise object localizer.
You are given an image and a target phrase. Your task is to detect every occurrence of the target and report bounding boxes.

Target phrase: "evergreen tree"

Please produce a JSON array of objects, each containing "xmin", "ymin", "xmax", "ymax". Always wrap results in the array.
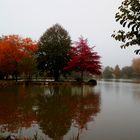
[
  {"xmin": 102, "ymin": 66, "xmax": 114, "ymax": 79},
  {"xmin": 37, "ymin": 24, "xmax": 71, "ymax": 81},
  {"xmin": 114, "ymin": 65, "xmax": 121, "ymax": 79}
]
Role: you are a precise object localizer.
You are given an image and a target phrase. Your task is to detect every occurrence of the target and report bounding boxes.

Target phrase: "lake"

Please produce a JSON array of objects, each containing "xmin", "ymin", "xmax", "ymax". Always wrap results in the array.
[{"xmin": 0, "ymin": 80, "xmax": 140, "ymax": 140}]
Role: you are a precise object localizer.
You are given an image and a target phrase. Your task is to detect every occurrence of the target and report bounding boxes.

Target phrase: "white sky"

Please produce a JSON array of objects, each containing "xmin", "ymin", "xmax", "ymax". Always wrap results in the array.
[{"xmin": 0, "ymin": 0, "xmax": 139, "ymax": 68}]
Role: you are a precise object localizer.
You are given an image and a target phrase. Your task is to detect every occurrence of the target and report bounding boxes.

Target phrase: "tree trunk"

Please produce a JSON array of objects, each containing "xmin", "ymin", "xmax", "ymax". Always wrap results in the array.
[
  {"xmin": 81, "ymin": 71, "xmax": 84, "ymax": 82},
  {"xmin": 15, "ymin": 74, "xmax": 18, "ymax": 82},
  {"xmin": 54, "ymin": 71, "xmax": 59, "ymax": 82}
]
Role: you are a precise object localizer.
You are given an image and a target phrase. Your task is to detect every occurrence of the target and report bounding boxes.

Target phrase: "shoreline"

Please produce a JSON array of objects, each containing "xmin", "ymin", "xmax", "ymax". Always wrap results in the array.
[{"xmin": 0, "ymin": 80, "xmax": 97, "ymax": 87}]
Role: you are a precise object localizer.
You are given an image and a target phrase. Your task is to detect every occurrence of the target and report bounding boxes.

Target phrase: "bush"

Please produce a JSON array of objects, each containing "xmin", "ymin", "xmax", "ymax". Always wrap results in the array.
[{"xmin": 87, "ymin": 79, "xmax": 97, "ymax": 85}]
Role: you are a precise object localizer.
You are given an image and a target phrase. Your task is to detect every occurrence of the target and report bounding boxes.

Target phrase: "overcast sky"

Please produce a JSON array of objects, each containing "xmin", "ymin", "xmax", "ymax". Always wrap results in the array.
[{"xmin": 0, "ymin": 0, "xmax": 139, "ymax": 68}]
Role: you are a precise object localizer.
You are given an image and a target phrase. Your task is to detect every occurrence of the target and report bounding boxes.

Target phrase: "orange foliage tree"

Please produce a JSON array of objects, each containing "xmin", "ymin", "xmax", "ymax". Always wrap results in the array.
[
  {"xmin": 132, "ymin": 58, "xmax": 140, "ymax": 78},
  {"xmin": 0, "ymin": 35, "xmax": 38, "ymax": 80}
]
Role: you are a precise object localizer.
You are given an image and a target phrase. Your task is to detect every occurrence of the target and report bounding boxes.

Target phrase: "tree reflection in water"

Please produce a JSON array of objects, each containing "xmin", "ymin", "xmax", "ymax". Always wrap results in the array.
[
  {"xmin": 0, "ymin": 86, "xmax": 41, "ymax": 139},
  {"xmin": 37, "ymin": 85, "xmax": 100, "ymax": 140},
  {"xmin": 0, "ymin": 85, "xmax": 100, "ymax": 140}
]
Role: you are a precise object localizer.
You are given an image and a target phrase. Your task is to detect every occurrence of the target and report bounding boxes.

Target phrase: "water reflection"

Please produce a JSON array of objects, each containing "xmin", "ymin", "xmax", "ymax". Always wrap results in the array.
[
  {"xmin": 0, "ymin": 85, "xmax": 100, "ymax": 140},
  {"xmin": 0, "ymin": 86, "xmax": 42, "ymax": 139},
  {"xmin": 37, "ymin": 86, "xmax": 100, "ymax": 140},
  {"xmin": 130, "ymin": 84, "xmax": 140, "ymax": 102}
]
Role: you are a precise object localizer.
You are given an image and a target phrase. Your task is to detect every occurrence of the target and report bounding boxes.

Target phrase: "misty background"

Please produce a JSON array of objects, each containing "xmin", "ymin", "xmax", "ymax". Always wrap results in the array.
[{"xmin": 0, "ymin": 0, "xmax": 139, "ymax": 68}]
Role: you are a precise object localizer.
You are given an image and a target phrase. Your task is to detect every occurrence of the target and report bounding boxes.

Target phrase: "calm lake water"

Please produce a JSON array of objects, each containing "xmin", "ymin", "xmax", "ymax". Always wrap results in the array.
[{"xmin": 0, "ymin": 81, "xmax": 140, "ymax": 140}]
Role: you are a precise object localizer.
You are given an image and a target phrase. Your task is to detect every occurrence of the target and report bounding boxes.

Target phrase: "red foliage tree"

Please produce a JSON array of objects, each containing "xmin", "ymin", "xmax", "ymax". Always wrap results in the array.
[
  {"xmin": 64, "ymin": 37, "xmax": 102, "ymax": 80},
  {"xmin": 0, "ymin": 35, "xmax": 38, "ymax": 80}
]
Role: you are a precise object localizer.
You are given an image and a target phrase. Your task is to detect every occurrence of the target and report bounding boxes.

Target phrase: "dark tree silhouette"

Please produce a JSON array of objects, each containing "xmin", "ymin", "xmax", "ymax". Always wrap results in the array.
[{"xmin": 37, "ymin": 24, "xmax": 71, "ymax": 81}]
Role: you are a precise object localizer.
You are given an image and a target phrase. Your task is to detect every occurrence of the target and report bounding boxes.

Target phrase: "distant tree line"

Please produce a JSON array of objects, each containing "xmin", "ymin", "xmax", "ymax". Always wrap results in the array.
[
  {"xmin": 102, "ymin": 58, "xmax": 140, "ymax": 79},
  {"xmin": 0, "ymin": 24, "xmax": 102, "ymax": 81}
]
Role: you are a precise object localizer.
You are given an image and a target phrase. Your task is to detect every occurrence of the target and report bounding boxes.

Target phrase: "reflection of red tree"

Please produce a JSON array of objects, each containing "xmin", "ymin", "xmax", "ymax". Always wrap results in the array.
[
  {"xmin": 61, "ymin": 88, "xmax": 100, "ymax": 130},
  {"xmin": 73, "ymin": 94, "xmax": 100, "ymax": 130}
]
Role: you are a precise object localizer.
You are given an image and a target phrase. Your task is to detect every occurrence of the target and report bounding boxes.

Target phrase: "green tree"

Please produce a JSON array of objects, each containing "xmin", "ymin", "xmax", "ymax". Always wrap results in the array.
[
  {"xmin": 102, "ymin": 66, "xmax": 114, "ymax": 79},
  {"xmin": 121, "ymin": 66, "xmax": 133, "ymax": 78},
  {"xmin": 112, "ymin": 0, "xmax": 140, "ymax": 54},
  {"xmin": 37, "ymin": 24, "xmax": 71, "ymax": 81},
  {"xmin": 114, "ymin": 65, "xmax": 121, "ymax": 79}
]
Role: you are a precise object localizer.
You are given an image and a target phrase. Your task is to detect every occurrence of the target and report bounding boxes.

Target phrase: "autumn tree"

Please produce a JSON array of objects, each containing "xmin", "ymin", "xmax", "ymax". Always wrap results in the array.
[
  {"xmin": 112, "ymin": 0, "xmax": 140, "ymax": 54},
  {"xmin": 0, "ymin": 35, "xmax": 38, "ymax": 80},
  {"xmin": 0, "ymin": 35, "xmax": 21, "ymax": 79},
  {"xmin": 114, "ymin": 65, "xmax": 121, "ymax": 79},
  {"xmin": 64, "ymin": 37, "xmax": 102, "ymax": 81},
  {"xmin": 37, "ymin": 24, "xmax": 71, "ymax": 81},
  {"xmin": 132, "ymin": 58, "xmax": 140, "ymax": 78},
  {"xmin": 18, "ymin": 57, "xmax": 37, "ymax": 80},
  {"xmin": 18, "ymin": 37, "xmax": 38, "ymax": 80}
]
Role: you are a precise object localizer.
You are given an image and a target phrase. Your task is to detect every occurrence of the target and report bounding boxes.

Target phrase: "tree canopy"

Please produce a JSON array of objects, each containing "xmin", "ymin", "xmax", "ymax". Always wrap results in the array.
[
  {"xmin": 121, "ymin": 66, "xmax": 133, "ymax": 78},
  {"xmin": 112, "ymin": 0, "xmax": 140, "ymax": 54},
  {"xmin": 102, "ymin": 66, "xmax": 114, "ymax": 79},
  {"xmin": 114, "ymin": 65, "xmax": 121, "ymax": 79},
  {"xmin": 64, "ymin": 37, "xmax": 102, "ymax": 80},
  {"xmin": 0, "ymin": 35, "xmax": 38, "ymax": 80},
  {"xmin": 37, "ymin": 24, "xmax": 71, "ymax": 81}
]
